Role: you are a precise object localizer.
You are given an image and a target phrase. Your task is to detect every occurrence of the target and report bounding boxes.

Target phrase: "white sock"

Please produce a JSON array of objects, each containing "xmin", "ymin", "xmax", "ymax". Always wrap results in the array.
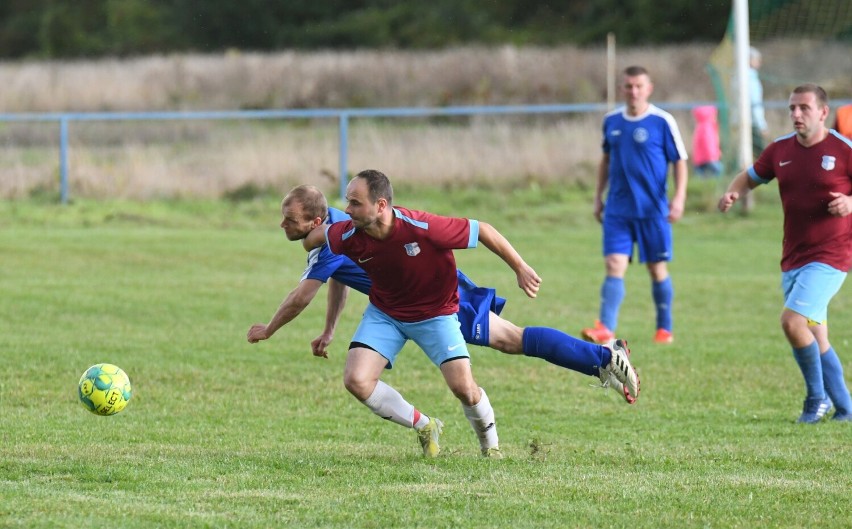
[
  {"xmin": 462, "ymin": 387, "xmax": 499, "ymax": 450},
  {"xmin": 362, "ymin": 380, "xmax": 419, "ymax": 428}
]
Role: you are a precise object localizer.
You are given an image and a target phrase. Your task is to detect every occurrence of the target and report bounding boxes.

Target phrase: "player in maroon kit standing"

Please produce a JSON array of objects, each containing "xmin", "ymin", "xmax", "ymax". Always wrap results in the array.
[
  {"xmin": 303, "ymin": 169, "xmax": 639, "ymax": 457},
  {"xmin": 719, "ymin": 83, "xmax": 852, "ymax": 423}
]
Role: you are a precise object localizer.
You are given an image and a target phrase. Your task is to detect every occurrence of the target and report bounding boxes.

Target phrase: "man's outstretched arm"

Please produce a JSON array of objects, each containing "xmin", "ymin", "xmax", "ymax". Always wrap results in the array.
[
  {"xmin": 310, "ymin": 278, "xmax": 350, "ymax": 358},
  {"xmin": 247, "ymin": 279, "xmax": 324, "ymax": 344},
  {"xmin": 477, "ymin": 221, "xmax": 541, "ymax": 298},
  {"xmin": 718, "ymin": 171, "xmax": 760, "ymax": 212}
]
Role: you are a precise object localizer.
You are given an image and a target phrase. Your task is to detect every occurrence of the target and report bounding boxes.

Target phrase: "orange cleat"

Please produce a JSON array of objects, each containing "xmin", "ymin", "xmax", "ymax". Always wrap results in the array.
[
  {"xmin": 581, "ymin": 320, "xmax": 615, "ymax": 344},
  {"xmin": 654, "ymin": 328, "xmax": 674, "ymax": 344}
]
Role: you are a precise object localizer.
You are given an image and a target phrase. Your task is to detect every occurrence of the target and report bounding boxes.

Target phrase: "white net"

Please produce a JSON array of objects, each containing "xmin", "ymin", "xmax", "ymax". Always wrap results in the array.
[{"xmin": 708, "ymin": 0, "xmax": 852, "ymax": 173}]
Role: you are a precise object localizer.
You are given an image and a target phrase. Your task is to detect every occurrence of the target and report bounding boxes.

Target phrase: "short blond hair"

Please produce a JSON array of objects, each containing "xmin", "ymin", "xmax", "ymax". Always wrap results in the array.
[{"xmin": 283, "ymin": 185, "xmax": 328, "ymax": 220}]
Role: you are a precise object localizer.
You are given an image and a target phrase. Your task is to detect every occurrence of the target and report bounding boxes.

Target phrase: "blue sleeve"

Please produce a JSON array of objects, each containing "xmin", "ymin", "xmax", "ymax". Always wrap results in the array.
[
  {"xmin": 467, "ymin": 220, "xmax": 479, "ymax": 248},
  {"xmin": 301, "ymin": 246, "xmax": 343, "ymax": 283},
  {"xmin": 747, "ymin": 166, "xmax": 771, "ymax": 185},
  {"xmin": 302, "ymin": 245, "xmax": 372, "ymax": 295}
]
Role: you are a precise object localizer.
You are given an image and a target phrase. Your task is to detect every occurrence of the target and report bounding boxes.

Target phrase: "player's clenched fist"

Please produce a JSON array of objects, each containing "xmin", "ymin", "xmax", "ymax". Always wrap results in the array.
[{"xmin": 718, "ymin": 191, "xmax": 739, "ymax": 212}]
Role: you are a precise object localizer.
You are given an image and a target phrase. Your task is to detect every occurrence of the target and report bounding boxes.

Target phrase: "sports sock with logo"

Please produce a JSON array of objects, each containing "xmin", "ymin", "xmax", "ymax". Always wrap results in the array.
[
  {"xmin": 652, "ymin": 277, "xmax": 673, "ymax": 331},
  {"xmin": 599, "ymin": 276, "xmax": 625, "ymax": 331},
  {"xmin": 792, "ymin": 341, "xmax": 826, "ymax": 401},
  {"xmin": 820, "ymin": 347, "xmax": 852, "ymax": 415},
  {"xmin": 462, "ymin": 387, "xmax": 498, "ymax": 451},
  {"xmin": 362, "ymin": 380, "xmax": 423, "ymax": 428},
  {"xmin": 522, "ymin": 327, "xmax": 609, "ymax": 376}
]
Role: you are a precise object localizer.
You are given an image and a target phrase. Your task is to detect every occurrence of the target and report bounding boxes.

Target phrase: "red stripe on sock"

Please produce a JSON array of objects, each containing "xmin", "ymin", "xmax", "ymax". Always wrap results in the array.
[{"xmin": 412, "ymin": 409, "xmax": 421, "ymax": 427}]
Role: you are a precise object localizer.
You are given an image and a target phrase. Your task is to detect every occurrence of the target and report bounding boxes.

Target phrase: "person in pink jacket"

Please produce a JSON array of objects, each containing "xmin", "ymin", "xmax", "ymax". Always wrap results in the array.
[{"xmin": 691, "ymin": 105, "xmax": 722, "ymax": 178}]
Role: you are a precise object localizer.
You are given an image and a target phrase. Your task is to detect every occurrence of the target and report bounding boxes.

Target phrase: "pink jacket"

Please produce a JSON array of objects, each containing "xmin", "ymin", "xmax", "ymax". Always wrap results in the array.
[{"xmin": 691, "ymin": 105, "xmax": 721, "ymax": 166}]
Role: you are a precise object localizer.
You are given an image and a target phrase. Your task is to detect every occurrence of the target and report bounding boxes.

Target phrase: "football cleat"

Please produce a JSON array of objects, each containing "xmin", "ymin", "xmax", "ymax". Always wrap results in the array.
[
  {"xmin": 600, "ymin": 339, "xmax": 640, "ymax": 402},
  {"xmin": 598, "ymin": 342, "xmax": 637, "ymax": 405},
  {"xmin": 581, "ymin": 320, "xmax": 615, "ymax": 344},
  {"xmin": 417, "ymin": 417, "xmax": 444, "ymax": 457},
  {"xmin": 797, "ymin": 397, "xmax": 832, "ymax": 424},
  {"xmin": 482, "ymin": 447, "xmax": 504, "ymax": 459},
  {"xmin": 654, "ymin": 328, "xmax": 674, "ymax": 344},
  {"xmin": 602, "ymin": 375, "xmax": 635, "ymax": 404}
]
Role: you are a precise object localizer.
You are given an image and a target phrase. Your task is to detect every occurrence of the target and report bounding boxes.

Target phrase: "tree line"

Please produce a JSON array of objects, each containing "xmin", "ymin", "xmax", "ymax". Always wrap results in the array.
[{"xmin": 0, "ymin": 0, "xmax": 731, "ymax": 59}]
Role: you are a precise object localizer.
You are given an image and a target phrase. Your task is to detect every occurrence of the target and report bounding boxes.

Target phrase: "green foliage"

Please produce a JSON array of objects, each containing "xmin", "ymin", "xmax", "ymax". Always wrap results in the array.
[
  {"xmin": 2, "ymin": 187, "xmax": 852, "ymax": 528},
  {"xmin": 0, "ymin": 0, "xmax": 732, "ymax": 59}
]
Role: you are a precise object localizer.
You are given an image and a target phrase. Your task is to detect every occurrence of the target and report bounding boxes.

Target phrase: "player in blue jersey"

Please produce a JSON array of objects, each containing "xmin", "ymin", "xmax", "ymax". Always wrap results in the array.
[
  {"xmin": 248, "ymin": 184, "xmax": 638, "ymax": 403},
  {"xmin": 581, "ymin": 65, "xmax": 689, "ymax": 345},
  {"xmin": 247, "ymin": 184, "xmax": 640, "ymax": 420},
  {"xmin": 291, "ymin": 170, "xmax": 637, "ymax": 458}
]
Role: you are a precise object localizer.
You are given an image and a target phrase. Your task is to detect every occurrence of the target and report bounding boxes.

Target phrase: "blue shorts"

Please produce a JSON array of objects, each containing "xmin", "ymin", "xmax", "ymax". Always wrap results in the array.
[
  {"xmin": 781, "ymin": 262, "xmax": 847, "ymax": 324},
  {"xmin": 603, "ymin": 214, "xmax": 672, "ymax": 263},
  {"xmin": 456, "ymin": 270, "xmax": 506, "ymax": 347},
  {"xmin": 352, "ymin": 303, "xmax": 470, "ymax": 369}
]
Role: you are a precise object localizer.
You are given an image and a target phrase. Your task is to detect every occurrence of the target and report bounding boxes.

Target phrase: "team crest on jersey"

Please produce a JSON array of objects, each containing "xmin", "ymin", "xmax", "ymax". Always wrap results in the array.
[
  {"xmin": 633, "ymin": 127, "xmax": 649, "ymax": 143},
  {"xmin": 404, "ymin": 242, "xmax": 421, "ymax": 256},
  {"xmin": 822, "ymin": 156, "xmax": 836, "ymax": 170}
]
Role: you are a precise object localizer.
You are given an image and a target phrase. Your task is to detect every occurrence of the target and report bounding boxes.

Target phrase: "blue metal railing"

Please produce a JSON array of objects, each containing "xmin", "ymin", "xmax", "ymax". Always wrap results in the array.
[
  {"xmin": 6, "ymin": 99, "xmax": 834, "ymax": 203},
  {"xmin": 0, "ymin": 104, "xmax": 614, "ymax": 203}
]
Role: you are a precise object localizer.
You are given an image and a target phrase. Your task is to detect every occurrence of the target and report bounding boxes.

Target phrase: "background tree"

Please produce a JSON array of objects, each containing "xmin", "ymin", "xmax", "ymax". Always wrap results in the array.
[{"xmin": 0, "ymin": 0, "xmax": 731, "ymax": 59}]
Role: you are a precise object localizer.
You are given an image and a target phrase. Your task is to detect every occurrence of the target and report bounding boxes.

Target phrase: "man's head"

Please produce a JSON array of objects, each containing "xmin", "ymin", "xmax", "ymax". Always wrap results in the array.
[
  {"xmin": 280, "ymin": 185, "xmax": 328, "ymax": 240},
  {"xmin": 622, "ymin": 65, "xmax": 653, "ymax": 116},
  {"xmin": 749, "ymin": 47, "xmax": 762, "ymax": 69},
  {"xmin": 789, "ymin": 83, "xmax": 829, "ymax": 143},
  {"xmin": 345, "ymin": 169, "xmax": 393, "ymax": 229}
]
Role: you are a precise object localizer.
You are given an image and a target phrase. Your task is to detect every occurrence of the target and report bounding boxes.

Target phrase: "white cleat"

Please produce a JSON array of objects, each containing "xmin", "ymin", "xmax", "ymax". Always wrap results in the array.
[
  {"xmin": 600, "ymin": 339, "xmax": 640, "ymax": 403},
  {"xmin": 602, "ymin": 372, "xmax": 635, "ymax": 404}
]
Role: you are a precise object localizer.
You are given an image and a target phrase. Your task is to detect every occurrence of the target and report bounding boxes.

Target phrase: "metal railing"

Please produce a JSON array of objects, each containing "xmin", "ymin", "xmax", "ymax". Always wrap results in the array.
[
  {"xmin": 1, "ymin": 104, "xmax": 611, "ymax": 203},
  {"xmin": 5, "ymin": 99, "xmax": 831, "ymax": 203}
]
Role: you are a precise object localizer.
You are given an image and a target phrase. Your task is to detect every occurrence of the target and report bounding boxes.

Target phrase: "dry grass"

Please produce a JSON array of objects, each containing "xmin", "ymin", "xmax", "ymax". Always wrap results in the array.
[
  {"xmin": 3, "ymin": 117, "xmax": 612, "ymax": 200},
  {"xmin": 0, "ymin": 45, "xmax": 721, "ymax": 113},
  {"xmin": 0, "ymin": 42, "xmax": 847, "ymax": 199}
]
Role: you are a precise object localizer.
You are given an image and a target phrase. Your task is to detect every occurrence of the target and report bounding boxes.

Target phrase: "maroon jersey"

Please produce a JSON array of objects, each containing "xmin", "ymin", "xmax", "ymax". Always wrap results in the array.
[
  {"xmin": 326, "ymin": 207, "xmax": 477, "ymax": 322},
  {"xmin": 749, "ymin": 131, "xmax": 852, "ymax": 271}
]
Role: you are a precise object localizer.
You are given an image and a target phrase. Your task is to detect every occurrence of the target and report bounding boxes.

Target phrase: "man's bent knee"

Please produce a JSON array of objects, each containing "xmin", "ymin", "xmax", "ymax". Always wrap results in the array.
[
  {"xmin": 343, "ymin": 371, "xmax": 377, "ymax": 401},
  {"xmin": 447, "ymin": 379, "xmax": 481, "ymax": 406}
]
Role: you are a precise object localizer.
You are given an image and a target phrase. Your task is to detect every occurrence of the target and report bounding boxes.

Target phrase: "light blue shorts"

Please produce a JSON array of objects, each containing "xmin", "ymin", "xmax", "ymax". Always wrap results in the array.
[
  {"xmin": 603, "ymin": 214, "xmax": 672, "ymax": 263},
  {"xmin": 351, "ymin": 303, "xmax": 470, "ymax": 369},
  {"xmin": 781, "ymin": 262, "xmax": 847, "ymax": 324}
]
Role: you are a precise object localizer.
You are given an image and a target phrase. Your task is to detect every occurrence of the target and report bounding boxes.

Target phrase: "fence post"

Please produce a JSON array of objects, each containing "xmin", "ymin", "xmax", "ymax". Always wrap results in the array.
[
  {"xmin": 338, "ymin": 113, "xmax": 349, "ymax": 202},
  {"xmin": 60, "ymin": 116, "xmax": 69, "ymax": 204}
]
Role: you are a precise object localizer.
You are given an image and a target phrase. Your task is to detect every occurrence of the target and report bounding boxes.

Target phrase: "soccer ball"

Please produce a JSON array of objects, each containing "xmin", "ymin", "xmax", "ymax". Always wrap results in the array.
[{"xmin": 78, "ymin": 363, "xmax": 132, "ymax": 416}]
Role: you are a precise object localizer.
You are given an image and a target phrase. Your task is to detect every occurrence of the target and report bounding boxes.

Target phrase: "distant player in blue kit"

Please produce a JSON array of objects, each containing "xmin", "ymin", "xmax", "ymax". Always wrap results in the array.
[
  {"xmin": 582, "ymin": 65, "xmax": 689, "ymax": 345},
  {"xmin": 248, "ymin": 175, "xmax": 639, "ymax": 458}
]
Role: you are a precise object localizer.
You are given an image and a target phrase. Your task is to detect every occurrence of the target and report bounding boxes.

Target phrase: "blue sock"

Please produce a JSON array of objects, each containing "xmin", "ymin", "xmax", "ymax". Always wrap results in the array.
[
  {"xmin": 820, "ymin": 347, "xmax": 852, "ymax": 415},
  {"xmin": 792, "ymin": 341, "xmax": 825, "ymax": 400},
  {"xmin": 599, "ymin": 276, "xmax": 625, "ymax": 331},
  {"xmin": 522, "ymin": 327, "xmax": 609, "ymax": 377},
  {"xmin": 652, "ymin": 277, "xmax": 673, "ymax": 332}
]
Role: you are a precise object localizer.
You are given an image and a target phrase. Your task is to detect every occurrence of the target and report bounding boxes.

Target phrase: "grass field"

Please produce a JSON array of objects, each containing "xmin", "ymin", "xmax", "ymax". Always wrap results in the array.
[{"xmin": 2, "ymin": 183, "xmax": 852, "ymax": 528}]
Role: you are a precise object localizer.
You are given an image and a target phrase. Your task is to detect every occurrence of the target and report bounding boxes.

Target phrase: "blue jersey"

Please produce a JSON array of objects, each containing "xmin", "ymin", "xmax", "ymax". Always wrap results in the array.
[
  {"xmin": 602, "ymin": 104, "xmax": 687, "ymax": 218},
  {"xmin": 301, "ymin": 207, "xmax": 372, "ymax": 294}
]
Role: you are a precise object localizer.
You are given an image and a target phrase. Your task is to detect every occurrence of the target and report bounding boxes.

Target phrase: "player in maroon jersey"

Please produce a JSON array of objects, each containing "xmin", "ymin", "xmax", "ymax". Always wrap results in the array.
[
  {"xmin": 719, "ymin": 83, "xmax": 852, "ymax": 423},
  {"xmin": 302, "ymin": 170, "xmax": 638, "ymax": 457}
]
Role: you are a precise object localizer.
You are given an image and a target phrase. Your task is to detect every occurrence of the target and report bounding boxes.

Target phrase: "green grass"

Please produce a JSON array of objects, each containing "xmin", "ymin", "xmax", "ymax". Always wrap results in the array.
[{"xmin": 2, "ymin": 183, "xmax": 851, "ymax": 528}]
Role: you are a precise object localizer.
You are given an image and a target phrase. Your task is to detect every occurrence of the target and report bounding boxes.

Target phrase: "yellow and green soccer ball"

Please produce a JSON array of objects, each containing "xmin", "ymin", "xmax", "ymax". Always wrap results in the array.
[{"xmin": 78, "ymin": 363, "xmax": 132, "ymax": 416}]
